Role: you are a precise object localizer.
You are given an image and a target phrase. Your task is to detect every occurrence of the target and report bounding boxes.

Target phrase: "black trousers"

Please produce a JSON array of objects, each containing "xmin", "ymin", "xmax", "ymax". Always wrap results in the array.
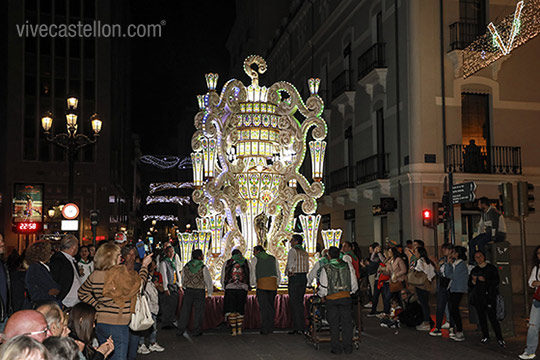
[
  {"xmin": 288, "ymin": 273, "xmax": 307, "ymax": 332},
  {"xmin": 326, "ymin": 297, "xmax": 353, "ymax": 354},
  {"xmin": 448, "ymin": 292, "xmax": 463, "ymax": 332},
  {"xmin": 177, "ymin": 288, "xmax": 205, "ymax": 335},
  {"xmin": 161, "ymin": 287, "xmax": 179, "ymax": 327},
  {"xmin": 474, "ymin": 303, "xmax": 503, "ymax": 341},
  {"xmin": 256, "ymin": 289, "xmax": 277, "ymax": 334}
]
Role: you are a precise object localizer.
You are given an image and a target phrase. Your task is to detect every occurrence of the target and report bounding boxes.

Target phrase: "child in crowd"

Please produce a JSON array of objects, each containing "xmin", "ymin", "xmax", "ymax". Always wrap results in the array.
[
  {"xmin": 380, "ymin": 298, "xmax": 402, "ymax": 329},
  {"xmin": 77, "ymin": 245, "xmax": 94, "ymax": 283}
]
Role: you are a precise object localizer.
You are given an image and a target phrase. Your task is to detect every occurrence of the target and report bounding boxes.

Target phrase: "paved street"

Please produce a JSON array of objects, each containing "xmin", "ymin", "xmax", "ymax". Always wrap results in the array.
[{"xmin": 141, "ymin": 311, "xmax": 524, "ymax": 360}]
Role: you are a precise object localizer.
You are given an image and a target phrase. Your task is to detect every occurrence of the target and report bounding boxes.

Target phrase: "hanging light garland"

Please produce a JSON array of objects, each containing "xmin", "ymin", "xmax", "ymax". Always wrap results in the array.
[
  {"xmin": 143, "ymin": 215, "xmax": 179, "ymax": 222},
  {"xmin": 148, "ymin": 182, "xmax": 193, "ymax": 194},
  {"xmin": 140, "ymin": 155, "xmax": 192, "ymax": 169},
  {"xmin": 145, "ymin": 196, "xmax": 190, "ymax": 205}
]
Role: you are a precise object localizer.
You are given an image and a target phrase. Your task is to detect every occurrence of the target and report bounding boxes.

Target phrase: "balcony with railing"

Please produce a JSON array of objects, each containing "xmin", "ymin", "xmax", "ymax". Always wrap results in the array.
[
  {"xmin": 331, "ymin": 70, "xmax": 354, "ymax": 100},
  {"xmin": 329, "ymin": 166, "xmax": 354, "ymax": 192},
  {"xmin": 355, "ymin": 153, "xmax": 389, "ymax": 185},
  {"xmin": 357, "ymin": 43, "xmax": 386, "ymax": 80},
  {"xmin": 445, "ymin": 144, "xmax": 522, "ymax": 175},
  {"xmin": 449, "ymin": 22, "xmax": 482, "ymax": 50}
]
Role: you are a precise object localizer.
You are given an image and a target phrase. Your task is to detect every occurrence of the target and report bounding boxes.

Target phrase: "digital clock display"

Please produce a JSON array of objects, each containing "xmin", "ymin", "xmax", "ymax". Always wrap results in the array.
[{"xmin": 17, "ymin": 222, "xmax": 39, "ymax": 232}]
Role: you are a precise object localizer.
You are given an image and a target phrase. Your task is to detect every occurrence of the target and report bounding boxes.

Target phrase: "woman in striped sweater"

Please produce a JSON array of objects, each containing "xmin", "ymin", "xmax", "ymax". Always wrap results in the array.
[{"xmin": 78, "ymin": 242, "xmax": 151, "ymax": 360}]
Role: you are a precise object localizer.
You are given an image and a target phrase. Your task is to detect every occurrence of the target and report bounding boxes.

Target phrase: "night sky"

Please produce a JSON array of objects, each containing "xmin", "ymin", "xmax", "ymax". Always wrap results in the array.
[{"xmin": 129, "ymin": 1, "xmax": 236, "ymax": 156}]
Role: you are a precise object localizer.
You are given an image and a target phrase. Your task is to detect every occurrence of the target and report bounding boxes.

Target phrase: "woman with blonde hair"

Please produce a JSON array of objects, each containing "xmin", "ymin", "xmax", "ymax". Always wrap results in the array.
[
  {"xmin": 78, "ymin": 242, "xmax": 151, "ymax": 360},
  {"xmin": 24, "ymin": 241, "xmax": 60, "ymax": 307},
  {"xmin": 0, "ymin": 335, "xmax": 49, "ymax": 360}
]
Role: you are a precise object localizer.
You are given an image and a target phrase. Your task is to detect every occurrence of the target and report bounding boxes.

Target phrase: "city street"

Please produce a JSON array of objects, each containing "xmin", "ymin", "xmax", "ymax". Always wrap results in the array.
[{"xmin": 142, "ymin": 312, "xmax": 523, "ymax": 360}]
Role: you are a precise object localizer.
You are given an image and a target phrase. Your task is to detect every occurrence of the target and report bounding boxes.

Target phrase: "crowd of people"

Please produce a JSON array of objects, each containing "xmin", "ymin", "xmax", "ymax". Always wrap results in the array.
[{"xmin": 0, "ymin": 195, "xmax": 537, "ymax": 359}]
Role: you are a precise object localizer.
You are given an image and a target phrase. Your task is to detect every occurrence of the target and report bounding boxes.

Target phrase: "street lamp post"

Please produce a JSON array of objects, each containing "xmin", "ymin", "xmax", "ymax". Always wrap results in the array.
[{"xmin": 41, "ymin": 96, "xmax": 103, "ymax": 202}]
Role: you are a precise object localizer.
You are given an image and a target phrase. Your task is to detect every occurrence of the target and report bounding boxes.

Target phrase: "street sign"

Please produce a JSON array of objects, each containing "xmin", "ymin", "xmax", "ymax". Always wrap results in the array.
[
  {"xmin": 452, "ymin": 181, "xmax": 477, "ymax": 204},
  {"xmin": 62, "ymin": 203, "xmax": 79, "ymax": 219}
]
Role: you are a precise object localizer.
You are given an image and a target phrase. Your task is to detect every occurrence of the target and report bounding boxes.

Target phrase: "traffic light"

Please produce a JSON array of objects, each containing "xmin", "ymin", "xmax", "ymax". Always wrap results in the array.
[
  {"xmin": 517, "ymin": 181, "xmax": 535, "ymax": 217},
  {"xmin": 498, "ymin": 182, "xmax": 515, "ymax": 218},
  {"xmin": 422, "ymin": 209, "xmax": 432, "ymax": 227},
  {"xmin": 433, "ymin": 202, "xmax": 445, "ymax": 225},
  {"xmin": 90, "ymin": 210, "xmax": 100, "ymax": 226}
]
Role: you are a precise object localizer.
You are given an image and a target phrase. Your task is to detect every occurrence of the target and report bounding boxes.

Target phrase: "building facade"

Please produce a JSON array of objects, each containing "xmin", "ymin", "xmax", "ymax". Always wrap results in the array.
[
  {"xmin": 228, "ymin": 0, "xmax": 540, "ymax": 292},
  {"xmin": 1, "ymin": 0, "xmax": 140, "ymax": 251}
]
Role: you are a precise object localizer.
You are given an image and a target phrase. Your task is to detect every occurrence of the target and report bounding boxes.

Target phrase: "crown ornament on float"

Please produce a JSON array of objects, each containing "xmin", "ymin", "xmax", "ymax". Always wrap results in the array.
[{"xmin": 190, "ymin": 55, "xmax": 328, "ymax": 280}]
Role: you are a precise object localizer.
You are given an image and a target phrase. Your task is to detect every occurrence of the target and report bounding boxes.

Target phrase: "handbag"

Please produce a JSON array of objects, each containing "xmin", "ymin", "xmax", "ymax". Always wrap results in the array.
[
  {"xmin": 407, "ymin": 270, "xmax": 427, "ymax": 286},
  {"xmin": 129, "ymin": 280, "xmax": 154, "ymax": 331},
  {"xmin": 389, "ymin": 281, "xmax": 404, "ymax": 293}
]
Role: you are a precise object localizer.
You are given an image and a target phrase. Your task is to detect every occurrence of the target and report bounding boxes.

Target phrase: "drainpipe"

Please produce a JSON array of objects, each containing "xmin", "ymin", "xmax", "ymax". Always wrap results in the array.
[{"xmin": 395, "ymin": 0, "xmax": 403, "ymax": 244}]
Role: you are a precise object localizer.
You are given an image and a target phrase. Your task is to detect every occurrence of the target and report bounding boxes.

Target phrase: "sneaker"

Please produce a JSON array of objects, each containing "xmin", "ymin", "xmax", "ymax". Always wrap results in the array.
[
  {"xmin": 480, "ymin": 337, "xmax": 489, "ymax": 344},
  {"xmin": 137, "ymin": 344, "xmax": 150, "ymax": 355},
  {"xmin": 364, "ymin": 302, "xmax": 373, "ymax": 308},
  {"xmin": 380, "ymin": 323, "xmax": 389, "ymax": 328},
  {"xmin": 416, "ymin": 322, "xmax": 431, "ymax": 331},
  {"xmin": 519, "ymin": 352, "xmax": 537, "ymax": 359},
  {"xmin": 148, "ymin": 343, "xmax": 165, "ymax": 352},
  {"xmin": 497, "ymin": 340, "xmax": 506, "ymax": 348},
  {"xmin": 375, "ymin": 313, "xmax": 387, "ymax": 319},
  {"xmin": 449, "ymin": 327, "xmax": 455, "ymax": 336},
  {"xmin": 441, "ymin": 322, "xmax": 450, "ymax": 329},
  {"xmin": 367, "ymin": 312, "xmax": 380, "ymax": 318},
  {"xmin": 452, "ymin": 332, "xmax": 465, "ymax": 342},
  {"xmin": 429, "ymin": 329, "xmax": 442, "ymax": 337}
]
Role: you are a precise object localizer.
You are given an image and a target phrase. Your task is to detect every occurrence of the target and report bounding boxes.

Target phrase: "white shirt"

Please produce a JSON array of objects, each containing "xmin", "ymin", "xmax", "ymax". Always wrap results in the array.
[
  {"xmin": 249, "ymin": 256, "xmax": 281, "ymax": 288},
  {"xmin": 414, "ymin": 258, "xmax": 436, "ymax": 282},
  {"xmin": 529, "ymin": 265, "xmax": 540, "ymax": 288},
  {"xmin": 317, "ymin": 262, "xmax": 358, "ymax": 297},
  {"xmin": 159, "ymin": 254, "xmax": 182, "ymax": 290},
  {"xmin": 61, "ymin": 252, "xmax": 81, "ymax": 308},
  {"xmin": 307, "ymin": 261, "xmax": 322, "ymax": 286}
]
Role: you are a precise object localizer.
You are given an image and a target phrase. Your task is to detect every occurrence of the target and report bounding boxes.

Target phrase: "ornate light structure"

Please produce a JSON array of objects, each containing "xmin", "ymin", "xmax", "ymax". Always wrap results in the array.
[
  {"xmin": 190, "ymin": 55, "xmax": 327, "ymax": 275},
  {"xmin": 191, "ymin": 152, "xmax": 204, "ymax": 187},
  {"xmin": 299, "ymin": 214, "xmax": 321, "ymax": 254},
  {"xmin": 191, "ymin": 230, "xmax": 212, "ymax": 259},
  {"xmin": 179, "ymin": 232, "xmax": 195, "ymax": 267},
  {"xmin": 321, "ymin": 229, "xmax": 343, "ymax": 249},
  {"xmin": 196, "ymin": 215, "xmax": 225, "ymax": 255}
]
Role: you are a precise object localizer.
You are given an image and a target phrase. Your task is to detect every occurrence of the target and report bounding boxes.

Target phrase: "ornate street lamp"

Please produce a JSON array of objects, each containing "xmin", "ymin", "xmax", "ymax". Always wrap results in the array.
[
  {"xmin": 321, "ymin": 229, "xmax": 343, "ymax": 249},
  {"xmin": 41, "ymin": 96, "xmax": 102, "ymax": 202},
  {"xmin": 299, "ymin": 214, "xmax": 321, "ymax": 254},
  {"xmin": 196, "ymin": 215, "xmax": 225, "ymax": 255},
  {"xmin": 191, "ymin": 55, "xmax": 327, "ymax": 276}
]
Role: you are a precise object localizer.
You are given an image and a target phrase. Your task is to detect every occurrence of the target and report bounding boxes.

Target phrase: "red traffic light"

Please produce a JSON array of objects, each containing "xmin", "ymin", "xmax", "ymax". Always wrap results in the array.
[{"xmin": 422, "ymin": 209, "xmax": 432, "ymax": 227}]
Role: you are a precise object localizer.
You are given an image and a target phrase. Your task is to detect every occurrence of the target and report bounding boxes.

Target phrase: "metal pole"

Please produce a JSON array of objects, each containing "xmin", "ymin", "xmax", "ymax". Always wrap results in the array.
[
  {"xmin": 520, "ymin": 214, "xmax": 529, "ymax": 316},
  {"xmin": 92, "ymin": 225, "xmax": 97, "ymax": 247},
  {"xmin": 68, "ymin": 147, "xmax": 75, "ymax": 203},
  {"xmin": 433, "ymin": 225, "xmax": 439, "ymax": 259},
  {"xmin": 449, "ymin": 172, "xmax": 456, "ymax": 244}
]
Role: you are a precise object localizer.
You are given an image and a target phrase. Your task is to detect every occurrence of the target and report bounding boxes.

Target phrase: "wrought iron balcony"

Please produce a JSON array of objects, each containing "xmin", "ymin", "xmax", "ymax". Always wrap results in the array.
[
  {"xmin": 329, "ymin": 166, "xmax": 354, "ymax": 192},
  {"xmin": 355, "ymin": 153, "xmax": 389, "ymax": 185},
  {"xmin": 331, "ymin": 70, "xmax": 354, "ymax": 100},
  {"xmin": 449, "ymin": 22, "xmax": 482, "ymax": 50},
  {"xmin": 357, "ymin": 43, "xmax": 387, "ymax": 80},
  {"xmin": 445, "ymin": 144, "xmax": 522, "ymax": 175}
]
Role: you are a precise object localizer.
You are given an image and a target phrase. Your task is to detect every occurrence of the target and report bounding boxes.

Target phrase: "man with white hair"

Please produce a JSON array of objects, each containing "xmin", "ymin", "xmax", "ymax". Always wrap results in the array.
[{"xmin": 50, "ymin": 234, "xmax": 81, "ymax": 309}]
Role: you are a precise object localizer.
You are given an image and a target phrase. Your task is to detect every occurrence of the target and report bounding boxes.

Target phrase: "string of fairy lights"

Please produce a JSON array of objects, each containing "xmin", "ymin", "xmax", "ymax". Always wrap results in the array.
[
  {"xmin": 149, "ymin": 182, "xmax": 193, "ymax": 194},
  {"xmin": 140, "ymin": 155, "xmax": 192, "ymax": 169},
  {"xmin": 145, "ymin": 195, "xmax": 190, "ymax": 206},
  {"xmin": 463, "ymin": 0, "xmax": 540, "ymax": 78}
]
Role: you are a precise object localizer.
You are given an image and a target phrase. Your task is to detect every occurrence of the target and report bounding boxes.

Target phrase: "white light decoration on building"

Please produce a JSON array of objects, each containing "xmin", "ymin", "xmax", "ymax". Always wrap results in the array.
[
  {"xmin": 145, "ymin": 196, "xmax": 190, "ymax": 205},
  {"xmin": 309, "ymin": 140, "xmax": 326, "ymax": 181},
  {"xmin": 179, "ymin": 232, "xmax": 194, "ymax": 267},
  {"xmin": 197, "ymin": 95, "xmax": 205, "ymax": 110},
  {"xmin": 321, "ymin": 229, "xmax": 343, "ymax": 249},
  {"xmin": 143, "ymin": 215, "xmax": 179, "ymax": 222},
  {"xmin": 308, "ymin": 78, "xmax": 321, "ymax": 95},
  {"xmin": 196, "ymin": 215, "xmax": 225, "ymax": 255},
  {"xmin": 191, "ymin": 55, "xmax": 327, "ymax": 278},
  {"xmin": 201, "ymin": 137, "xmax": 217, "ymax": 178},
  {"xmin": 299, "ymin": 214, "xmax": 321, "ymax": 253},
  {"xmin": 463, "ymin": 0, "xmax": 540, "ymax": 77},
  {"xmin": 148, "ymin": 182, "xmax": 193, "ymax": 194},
  {"xmin": 191, "ymin": 152, "xmax": 204, "ymax": 187},
  {"xmin": 191, "ymin": 230, "xmax": 212, "ymax": 260}
]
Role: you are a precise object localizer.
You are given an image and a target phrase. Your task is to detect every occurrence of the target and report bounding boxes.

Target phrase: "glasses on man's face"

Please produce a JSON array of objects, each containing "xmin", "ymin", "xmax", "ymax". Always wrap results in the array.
[{"xmin": 22, "ymin": 324, "xmax": 49, "ymax": 337}]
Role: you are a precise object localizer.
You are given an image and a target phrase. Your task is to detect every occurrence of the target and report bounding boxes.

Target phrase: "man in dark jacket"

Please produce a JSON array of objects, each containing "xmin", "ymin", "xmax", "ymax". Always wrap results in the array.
[
  {"xmin": 469, "ymin": 197, "xmax": 506, "ymax": 264},
  {"xmin": 0, "ymin": 233, "xmax": 12, "ymax": 331},
  {"xmin": 49, "ymin": 234, "xmax": 81, "ymax": 309}
]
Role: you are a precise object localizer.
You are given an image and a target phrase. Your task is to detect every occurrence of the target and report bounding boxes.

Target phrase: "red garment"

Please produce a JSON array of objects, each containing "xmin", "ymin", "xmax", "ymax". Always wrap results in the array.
[{"xmin": 377, "ymin": 274, "xmax": 390, "ymax": 289}]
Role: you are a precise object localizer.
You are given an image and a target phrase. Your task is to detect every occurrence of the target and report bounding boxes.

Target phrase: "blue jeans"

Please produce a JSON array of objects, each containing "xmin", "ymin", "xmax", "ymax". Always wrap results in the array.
[
  {"xmin": 139, "ymin": 314, "xmax": 158, "ymax": 345},
  {"xmin": 127, "ymin": 329, "xmax": 139, "ymax": 360},
  {"xmin": 526, "ymin": 299, "xmax": 540, "ymax": 354},
  {"xmin": 435, "ymin": 286, "xmax": 454, "ymax": 329},
  {"xmin": 371, "ymin": 282, "xmax": 390, "ymax": 314},
  {"xmin": 96, "ymin": 323, "xmax": 130, "ymax": 360}
]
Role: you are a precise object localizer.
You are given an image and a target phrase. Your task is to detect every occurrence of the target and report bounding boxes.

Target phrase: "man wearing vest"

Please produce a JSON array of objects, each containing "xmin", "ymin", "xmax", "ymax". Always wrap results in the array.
[
  {"xmin": 159, "ymin": 243, "xmax": 182, "ymax": 329},
  {"xmin": 319, "ymin": 246, "xmax": 358, "ymax": 355},
  {"xmin": 176, "ymin": 249, "xmax": 213, "ymax": 337},
  {"xmin": 286, "ymin": 234, "xmax": 309, "ymax": 334},
  {"xmin": 250, "ymin": 245, "xmax": 281, "ymax": 335},
  {"xmin": 468, "ymin": 197, "xmax": 507, "ymax": 264}
]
